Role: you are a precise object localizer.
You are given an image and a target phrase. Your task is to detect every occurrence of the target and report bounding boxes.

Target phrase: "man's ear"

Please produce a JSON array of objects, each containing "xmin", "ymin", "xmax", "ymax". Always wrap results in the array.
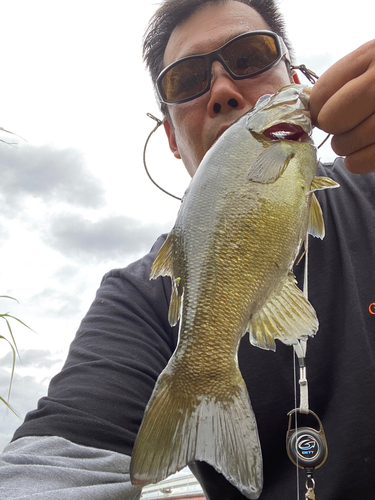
[{"xmin": 163, "ymin": 118, "xmax": 181, "ymax": 159}]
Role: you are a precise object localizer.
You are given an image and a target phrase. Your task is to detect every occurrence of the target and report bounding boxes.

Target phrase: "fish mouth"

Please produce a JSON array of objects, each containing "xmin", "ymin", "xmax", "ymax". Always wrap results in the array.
[{"xmin": 263, "ymin": 123, "xmax": 309, "ymax": 142}]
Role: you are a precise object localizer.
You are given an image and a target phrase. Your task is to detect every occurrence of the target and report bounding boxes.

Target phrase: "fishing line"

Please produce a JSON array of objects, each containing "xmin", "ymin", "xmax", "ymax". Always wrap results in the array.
[
  {"xmin": 317, "ymin": 133, "xmax": 331, "ymax": 150},
  {"xmin": 288, "ymin": 219, "xmax": 329, "ymax": 500},
  {"xmin": 143, "ymin": 113, "xmax": 183, "ymax": 201},
  {"xmin": 286, "ymin": 65, "xmax": 331, "ymax": 499},
  {"xmin": 292, "ymin": 236, "xmax": 309, "ymax": 500},
  {"xmin": 143, "ymin": 66, "xmax": 320, "ymax": 202},
  {"xmin": 144, "ymin": 66, "xmax": 328, "ymax": 497},
  {"xmin": 292, "ymin": 350, "xmax": 301, "ymax": 499},
  {"xmin": 292, "ymin": 65, "xmax": 332, "ymax": 155}
]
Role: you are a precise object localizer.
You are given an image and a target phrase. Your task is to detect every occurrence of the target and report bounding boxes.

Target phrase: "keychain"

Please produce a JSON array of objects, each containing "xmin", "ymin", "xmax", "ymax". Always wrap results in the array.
[
  {"xmin": 305, "ymin": 476, "xmax": 316, "ymax": 500},
  {"xmin": 286, "ymin": 409, "xmax": 328, "ymax": 499}
]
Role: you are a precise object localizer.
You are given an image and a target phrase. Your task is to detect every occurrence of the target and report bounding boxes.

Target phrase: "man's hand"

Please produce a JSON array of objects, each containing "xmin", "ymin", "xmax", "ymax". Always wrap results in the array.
[{"xmin": 309, "ymin": 39, "xmax": 375, "ymax": 174}]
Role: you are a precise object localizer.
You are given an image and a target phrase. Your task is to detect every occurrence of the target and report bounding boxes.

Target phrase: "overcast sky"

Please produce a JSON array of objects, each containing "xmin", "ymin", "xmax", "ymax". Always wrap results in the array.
[{"xmin": 0, "ymin": 0, "xmax": 373, "ymax": 451}]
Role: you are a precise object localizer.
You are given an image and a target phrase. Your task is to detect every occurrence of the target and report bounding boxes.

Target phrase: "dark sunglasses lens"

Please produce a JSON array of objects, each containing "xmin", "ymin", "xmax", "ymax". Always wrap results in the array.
[
  {"xmin": 222, "ymin": 34, "xmax": 279, "ymax": 76},
  {"xmin": 160, "ymin": 57, "xmax": 208, "ymax": 102}
]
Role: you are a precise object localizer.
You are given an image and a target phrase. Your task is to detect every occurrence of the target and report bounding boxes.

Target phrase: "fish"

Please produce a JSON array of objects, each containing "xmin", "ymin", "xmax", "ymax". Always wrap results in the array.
[{"xmin": 130, "ymin": 84, "xmax": 339, "ymax": 499}]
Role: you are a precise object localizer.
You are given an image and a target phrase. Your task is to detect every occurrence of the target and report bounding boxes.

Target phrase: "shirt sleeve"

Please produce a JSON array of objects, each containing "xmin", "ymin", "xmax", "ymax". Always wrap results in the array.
[{"xmin": 0, "ymin": 435, "xmax": 142, "ymax": 499}]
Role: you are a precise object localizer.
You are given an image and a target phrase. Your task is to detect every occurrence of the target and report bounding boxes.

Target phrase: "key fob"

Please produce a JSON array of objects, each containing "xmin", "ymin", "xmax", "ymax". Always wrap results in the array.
[{"xmin": 286, "ymin": 409, "xmax": 328, "ymax": 469}]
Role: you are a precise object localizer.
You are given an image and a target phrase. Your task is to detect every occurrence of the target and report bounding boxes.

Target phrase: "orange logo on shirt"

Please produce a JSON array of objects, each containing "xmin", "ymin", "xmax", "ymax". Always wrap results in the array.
[{"xmin": 369, "ymin": 303, "xmax": 375, "ymax": 315}]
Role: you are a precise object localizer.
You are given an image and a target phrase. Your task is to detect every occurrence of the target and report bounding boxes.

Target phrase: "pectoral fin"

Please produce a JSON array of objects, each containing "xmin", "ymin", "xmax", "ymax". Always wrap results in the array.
[
  {"xmin": 247, "ymin": 142, "xmax": 294, "ymax": 183},
  {"xmin": 247, "ymin": 272, "xmax": 318, "ymax": 351}
]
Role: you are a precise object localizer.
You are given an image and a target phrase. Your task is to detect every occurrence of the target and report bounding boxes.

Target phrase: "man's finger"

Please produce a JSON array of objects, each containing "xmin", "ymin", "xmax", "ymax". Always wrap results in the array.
[
  {"xmin": 310, "ymin": 39, "xmax": 375, "ymax": 133},
  {"xmin": 344, "ymin": 143, "xmax": 375, "ymax": 175},
  {"xmin": 331, "ymin": 112, "xmax": 375, "ymax": 156}
]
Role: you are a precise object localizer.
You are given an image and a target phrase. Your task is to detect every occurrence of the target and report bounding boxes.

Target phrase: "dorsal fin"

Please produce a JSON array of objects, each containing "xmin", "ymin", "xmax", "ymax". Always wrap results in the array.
[
  {"xmin": 310, "ymin": 176, "xmax": 339, "ymax": 192},
  {"xmin": 150, "ymin": 232, "xmax": 174, "ymax": 280}
]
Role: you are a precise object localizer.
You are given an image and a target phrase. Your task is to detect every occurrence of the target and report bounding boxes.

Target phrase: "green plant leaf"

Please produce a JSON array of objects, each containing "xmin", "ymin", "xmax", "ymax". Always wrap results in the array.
[
  {"xmin": 0, "ymin": 334, "xmax": 16, "ymax": 404},
  {"xmin": 0, "ymin": 396, "xmax": 21, "ymax": 418},
  {"xmin": 0, "ymin": 298, "xmax": 34, "ymax": 414},
  {"xmin": 0, "ymin": 296, "xmax": 19, "ymax": 303},
  {"xmin": 0, "ymin": 316, "xmax": 21, "ymax": 360}
]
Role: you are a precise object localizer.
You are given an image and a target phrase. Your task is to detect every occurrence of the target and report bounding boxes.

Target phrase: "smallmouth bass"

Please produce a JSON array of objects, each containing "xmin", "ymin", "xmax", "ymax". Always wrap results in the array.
[{"xmin": 130, "ymin": 85, "xmax": 339, "ymax": 499}]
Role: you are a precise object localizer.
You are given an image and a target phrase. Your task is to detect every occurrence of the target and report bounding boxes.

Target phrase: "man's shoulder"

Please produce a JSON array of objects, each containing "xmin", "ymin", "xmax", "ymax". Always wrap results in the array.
[{"xmin": 102, "ymin": 233, "xmax": 169, "ymax": 284}]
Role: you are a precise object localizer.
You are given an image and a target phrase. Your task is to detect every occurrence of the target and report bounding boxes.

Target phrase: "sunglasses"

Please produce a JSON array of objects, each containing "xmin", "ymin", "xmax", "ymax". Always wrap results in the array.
[{"xmin": 156, "ymin": 30, "xmax": 290, "ymax": 105}]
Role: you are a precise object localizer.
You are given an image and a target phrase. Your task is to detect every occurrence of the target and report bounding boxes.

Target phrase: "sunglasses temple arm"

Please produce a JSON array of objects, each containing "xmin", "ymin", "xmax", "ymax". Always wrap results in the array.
[
  {"xmin": 143, "ymin": 113, "xmax": 183, "ymax": 201},
  {"xmin": 144, "ymin": 62, "xmax": 320, "ymax": 200}
]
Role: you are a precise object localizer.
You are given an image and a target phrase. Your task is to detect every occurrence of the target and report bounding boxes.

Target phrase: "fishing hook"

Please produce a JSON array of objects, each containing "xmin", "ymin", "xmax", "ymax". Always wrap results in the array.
[{"xmin": 143, "ymin": 113, "xmax": 182, "ymax": 201}]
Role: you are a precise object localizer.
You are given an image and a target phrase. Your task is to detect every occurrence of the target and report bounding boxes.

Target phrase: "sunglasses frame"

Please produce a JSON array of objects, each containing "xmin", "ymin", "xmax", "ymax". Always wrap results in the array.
[{"xmin": 156, "ymin": 30, "xmax": 290, "ymax": 105}]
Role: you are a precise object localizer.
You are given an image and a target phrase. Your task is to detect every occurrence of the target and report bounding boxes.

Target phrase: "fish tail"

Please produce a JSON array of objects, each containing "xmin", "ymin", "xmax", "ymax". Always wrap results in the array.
[{"xmin": 130, "ymin": 369, "xmax": 263, "ymax": 499}]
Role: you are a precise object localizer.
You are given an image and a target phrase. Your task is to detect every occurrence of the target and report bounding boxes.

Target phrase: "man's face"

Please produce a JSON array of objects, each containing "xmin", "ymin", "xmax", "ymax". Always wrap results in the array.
[{"xmin": 162, "ymin": 1, "xmax": 296, "ymax": 177}]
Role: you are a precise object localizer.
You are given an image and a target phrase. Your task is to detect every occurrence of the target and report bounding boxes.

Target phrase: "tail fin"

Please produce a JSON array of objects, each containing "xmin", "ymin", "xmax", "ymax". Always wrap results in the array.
[{"xmin": 130, "ymin": 370, "xmax": 263, "ymax": 499}]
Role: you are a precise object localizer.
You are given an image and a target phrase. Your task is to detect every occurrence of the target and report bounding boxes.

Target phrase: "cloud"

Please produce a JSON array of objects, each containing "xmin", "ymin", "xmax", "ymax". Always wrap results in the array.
[
  {"xmin": 0, "ymin": 142, "xmax": 105, "ymax": 214},
  {"xmin": 52, "ymin": 264, "xmax": 80, "ymax": 281},
  {"xmin": 0, "ymin": 224, "xmax": 9, "ymax": 245},
  {"xmin": 29, "ymin": 286, "xmax": 84, "ymax": 318},
  {"xmin": 295, "ymin": 52, "xmax": 336, "ymax": 77},
  {"xmin": 0, "ymin": 349, "xmax": 63, "ymax": 370},
  {"xmin": 42, "ymin": 212, "xmax": 171, "ymax": 262}
]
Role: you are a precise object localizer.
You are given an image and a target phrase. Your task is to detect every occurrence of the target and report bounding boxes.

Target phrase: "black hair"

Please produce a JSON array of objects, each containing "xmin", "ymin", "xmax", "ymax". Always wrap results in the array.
[{"xmin": 143, "ymin": 0, "xmax": 294, "ymax": 114}]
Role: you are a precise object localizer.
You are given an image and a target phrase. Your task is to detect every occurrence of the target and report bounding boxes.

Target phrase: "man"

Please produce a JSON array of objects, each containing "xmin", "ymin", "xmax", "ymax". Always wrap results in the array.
[{"xmin": 0, "ymin": 0, "xmax": 374, "ymax": 499}]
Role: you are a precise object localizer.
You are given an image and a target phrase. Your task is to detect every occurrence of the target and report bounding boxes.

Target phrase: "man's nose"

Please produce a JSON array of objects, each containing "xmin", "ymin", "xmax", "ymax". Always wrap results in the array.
[{"xmin": 207, "ymin": 61, "xmax": 246, "ymax": 115}]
